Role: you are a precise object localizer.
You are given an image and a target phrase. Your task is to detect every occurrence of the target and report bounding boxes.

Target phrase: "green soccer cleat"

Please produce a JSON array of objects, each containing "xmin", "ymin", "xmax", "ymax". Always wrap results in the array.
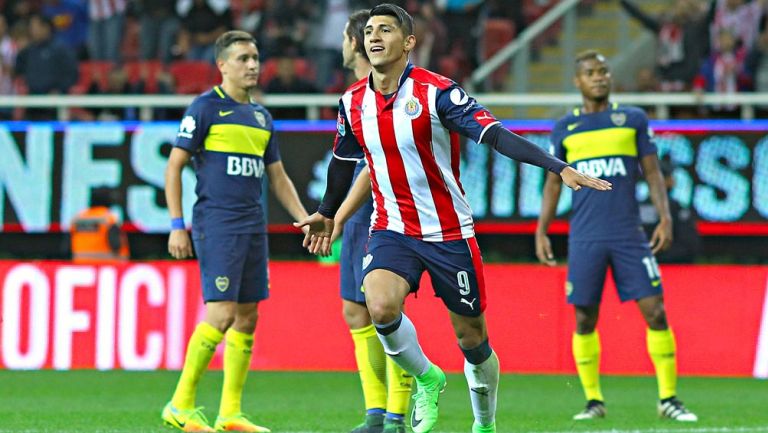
[
  {"xmin": 382, "ymin": 417, "xmax": 406, "ymax": 433},
  {"xmin": 349, "ymin": 413, "xmax": 384, "ymax": 433},
  {"xmin": 410, "ymin": 364, "xmax": 447, "ymax": 433},
  {"xmin": 214, "ymin": 413, "xmax": 271, "ymax": 432},
  {"xmin": 472, "ymin": 421, "xmax": 496, "ymax": 433},
  {"xmin": 162, "ymin": 402, "xmax": 215, "ymax": 432}
]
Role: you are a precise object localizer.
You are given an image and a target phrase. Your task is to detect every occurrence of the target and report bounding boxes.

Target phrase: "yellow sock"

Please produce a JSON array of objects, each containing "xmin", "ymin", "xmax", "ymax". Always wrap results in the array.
[
  {"xmin": 386, "ymin": 354, "xmax": 414, "ymax": 415},
  {"xmin": 573, "ymin": 331, "xmax": 603, "ymax": 402},
  {"xmin": 351, "ymin": 324, "xmax": 387, "ymax": 411},
  {"xmin": 172, "ymin": 322, "xmax": 224, "ymax": 410},
  {"xmin": 647, "ymin": 327, "xmax": 677, "ymax": 400},
  {"xmin": 219, "ymin": 328, "xmax": 255, "ymax": 417}
]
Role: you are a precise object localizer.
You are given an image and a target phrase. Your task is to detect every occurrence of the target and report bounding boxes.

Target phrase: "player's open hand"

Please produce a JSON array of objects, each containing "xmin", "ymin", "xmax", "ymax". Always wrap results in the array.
[
  {"xmin": 535, "ymin": 232, "xmax": 557, "ymax": 266},
  {"xmin": 168, "ymin": 229, "xmax": 194, "ymax": 259},
  {"xmin": 294, "ymin": 212, "xmax": 335, "ymax": 256},
  {"xmin": 650, "ymin": 217, "xmax": 673, "ymax": 254},
  {"xmin": 560, "ymin": 166, "xmax": 612, "ymax": 191}
]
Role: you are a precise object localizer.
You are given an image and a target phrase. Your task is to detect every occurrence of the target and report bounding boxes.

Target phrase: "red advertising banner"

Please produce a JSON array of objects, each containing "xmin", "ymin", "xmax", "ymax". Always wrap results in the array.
[{"xmin": 1, "ymin": 261, "xmax": 766, "ymax": 377}]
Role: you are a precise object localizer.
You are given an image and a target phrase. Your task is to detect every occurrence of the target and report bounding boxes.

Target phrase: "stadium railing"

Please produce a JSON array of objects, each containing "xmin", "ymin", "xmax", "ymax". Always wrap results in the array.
[{"xmin": 1, "ymin": 93, "xmax": 767, "ymax": 121}]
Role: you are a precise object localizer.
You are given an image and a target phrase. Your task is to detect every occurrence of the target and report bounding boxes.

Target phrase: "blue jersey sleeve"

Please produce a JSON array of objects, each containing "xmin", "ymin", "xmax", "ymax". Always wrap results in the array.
[
  {"xmin": 436, "ymin": 84, "xmax": 500, "ymax": 143},
  {"xmin": 632, "ymin": 108, "xmax": 657, "ymax": 157},
  {"xmin": 262, "ymin": 111, "xmax": 281, "ymax": 165},
  {"xmin": 332, "ymin": 101, "xmax": 364, "ymax": 161},
  {"xmin": 175, "ymin": 98, "xmax": 208, "ymax": 153}
]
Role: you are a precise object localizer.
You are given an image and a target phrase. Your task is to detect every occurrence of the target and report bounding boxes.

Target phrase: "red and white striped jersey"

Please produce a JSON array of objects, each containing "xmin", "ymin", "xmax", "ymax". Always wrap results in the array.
[{"xmin": 333, "ymin": 63, "xmax": 500, "ymax": 242}]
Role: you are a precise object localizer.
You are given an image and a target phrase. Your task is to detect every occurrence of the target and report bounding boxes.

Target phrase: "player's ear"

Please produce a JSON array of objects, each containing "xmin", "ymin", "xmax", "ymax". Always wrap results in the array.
[{"xmin": 404, "ymin": 34, "xmax": 415, "ymax": 52}]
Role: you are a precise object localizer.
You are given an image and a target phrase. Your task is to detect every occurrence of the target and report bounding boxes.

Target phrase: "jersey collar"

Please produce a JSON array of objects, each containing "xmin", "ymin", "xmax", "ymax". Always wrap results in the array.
[{"xmin": 366, "ymin": 61, "xmax": 414, "ymax": 93}]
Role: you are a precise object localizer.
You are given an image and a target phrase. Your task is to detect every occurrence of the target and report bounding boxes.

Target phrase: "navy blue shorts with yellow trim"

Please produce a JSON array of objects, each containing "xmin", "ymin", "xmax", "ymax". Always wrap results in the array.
[
  {"xmin": 566, "ymin": 239, "xmax": 663, "ymax": 306},
  {"xmin": 362, "ymin": 230, "xmax": 487, "ymax": 317},
  {"xmin": 340, "ymin": 221, "xmax": 370, "ymax": 303},
  {"xmin": 192, "ymin": 231, "xmax": 269, "ymax": 303}
]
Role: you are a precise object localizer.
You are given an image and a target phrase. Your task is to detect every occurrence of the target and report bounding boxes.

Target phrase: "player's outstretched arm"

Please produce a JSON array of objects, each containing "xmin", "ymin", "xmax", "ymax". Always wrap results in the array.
[
  {"xmin": 330, "ymin": 166, "xmax": 372, "ymax": 243},
  {"xmin": 535, "ymin": 171, "xmax": 563, "ymax": 266},
  {"xmin": 294, "ymin": 156, "xmax": 357, "ymax": 256},
  {"xmin": 560, "ymin": 166, "xmax": 612, "ymax": 191},
  {"xmin": 165, "ymin": 147, "xmax": 194, "ymax": 259}
]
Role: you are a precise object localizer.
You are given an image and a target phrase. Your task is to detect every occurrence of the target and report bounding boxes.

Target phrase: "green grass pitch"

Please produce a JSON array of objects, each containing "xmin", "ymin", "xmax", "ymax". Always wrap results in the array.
[{"xmin": 0, "ymin": 370, "xmax": 765, "ymax": 432}]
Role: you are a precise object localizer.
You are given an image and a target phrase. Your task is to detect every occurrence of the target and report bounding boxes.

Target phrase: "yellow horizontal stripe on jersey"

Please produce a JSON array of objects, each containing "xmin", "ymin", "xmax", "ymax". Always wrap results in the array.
[
  {"xmin": 563, "ymin": 127, "xmax": 637, "ymax": 163},
  {"xmin": 205, "ymin": 124, "xmax": 270, "ymax": 156}
]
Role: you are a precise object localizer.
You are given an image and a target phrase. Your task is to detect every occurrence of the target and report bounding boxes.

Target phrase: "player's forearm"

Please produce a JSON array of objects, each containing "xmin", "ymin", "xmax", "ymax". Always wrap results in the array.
[
  {"xmin": 481, "ymin": 125, "xmax": 568, "ymax": 174},
  {"xmin": 317, "ymin": 157, "xmax": 357, "ymax": 218},
  {"xmin": 335, "ymin": 167, "xmax": 372, "ymax": 226},
  {"xmin": 642, "ymin": 156, "xmax": 672, "ymax": 222},
  {"xmin": 164, "ymin": 165, "xmax": 184, "ymax": 219},
  {"xmin": 536, "ymin": 173, "xmax": 563, "ymax": 235}
]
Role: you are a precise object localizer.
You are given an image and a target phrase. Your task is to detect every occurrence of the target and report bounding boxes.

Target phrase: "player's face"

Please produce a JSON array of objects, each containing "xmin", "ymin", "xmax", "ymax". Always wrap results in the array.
[
  {"xmin": 219, "ymin": 41, "xmax": 260, "ymax": 91},
  {"xmin": 364, "ymin": 15, "xmax": 414, "ymax": 68},
  {"xmin": 342, "ymin": 23, "xmax": 356, "ymax": 69},
  {"xmin": 574, "ymin": 58, "xmax": 611, "ymax": 101}
]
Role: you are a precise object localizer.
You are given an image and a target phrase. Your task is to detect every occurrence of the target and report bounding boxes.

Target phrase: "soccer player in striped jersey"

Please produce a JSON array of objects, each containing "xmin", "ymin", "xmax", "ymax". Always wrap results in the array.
[
  {"xmin": 162, "ymin": 30, "xmax": 308, "ymax": 432},
  {"xmin": 296, "ymin": 5, "xmax": 611, "ymax": 433},
  {"xmin": 535, "ymin": 50, "xmax": 698, "ymax": 422},
  {"xmin": 338, "ymin": 9, "xmax": 413, "ymax": 433}
]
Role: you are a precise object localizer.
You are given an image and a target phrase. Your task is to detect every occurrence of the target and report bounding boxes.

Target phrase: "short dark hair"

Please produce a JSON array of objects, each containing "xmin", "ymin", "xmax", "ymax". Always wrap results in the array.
[
  {"xmin": 369, "ymin": 3, "xmax": 414, "ymax": 36},
  {"xmin": 214, "ymin": 30, "xmax": 257, "ymax": 60},
  {"xmin": 575, "ymin": 49, "xmax": 608, "ymax": 72},
  {"xmin": 347, "ymin": 9, "xmax": 371, "ymax": 60}
]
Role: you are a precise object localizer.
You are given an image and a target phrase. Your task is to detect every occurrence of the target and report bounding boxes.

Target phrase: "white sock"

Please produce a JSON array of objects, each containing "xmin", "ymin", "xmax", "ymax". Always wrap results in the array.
[
  {"xmin": 374, "ymin": 313, "xmax": 430, "ymax": 376},
  {"xmin": 464, "ymin": 350, "xmax": 499, "ymax": 426}
]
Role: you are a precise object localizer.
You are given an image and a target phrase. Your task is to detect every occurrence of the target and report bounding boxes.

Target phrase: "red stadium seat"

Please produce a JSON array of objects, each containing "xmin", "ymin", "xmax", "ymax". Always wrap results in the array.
[
  {"xmin": 168, "ymin": 61, "xmax": 218, "ymax": 94},
  {"xmin": 124, "ymin": 60, "xmax": 164, "ymax": 93},
  {"xmin": 71, "ymin": 61, "xmax": 115, "ymax": 94}
]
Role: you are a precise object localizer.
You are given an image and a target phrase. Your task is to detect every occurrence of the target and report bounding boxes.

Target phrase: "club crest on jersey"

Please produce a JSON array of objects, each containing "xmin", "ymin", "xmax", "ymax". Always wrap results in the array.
[
  {"xmin": 178, "ymin": 115, "xmax": 196, "ymax": 138},
  {"xmin": 611, "ymin": 112, "xmax": 627, "ymax": 126},
  {"xmin": 403, "ymin": 97, "xmax": 422, "ymax": 119},
  {"xmin": 215, "ymin": 276, "xmax": 230, "ymax": 292},
  {"xmin": 254, "ymin": 111, "xmax": 266, "ymax": 127},
  {"xmin": 336, "ymin": 113, "xmax": 346, "ymax": 136}
]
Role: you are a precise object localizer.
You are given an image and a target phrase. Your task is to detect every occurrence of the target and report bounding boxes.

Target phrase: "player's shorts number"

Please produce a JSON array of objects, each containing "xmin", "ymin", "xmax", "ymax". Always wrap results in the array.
[
  {"xmin": 457, "ymin": 270, "xmax": 471, "ymax": 295},
  {"xmin": 641, "ymin": 256, "xmax": 661, "ymax": 280}
]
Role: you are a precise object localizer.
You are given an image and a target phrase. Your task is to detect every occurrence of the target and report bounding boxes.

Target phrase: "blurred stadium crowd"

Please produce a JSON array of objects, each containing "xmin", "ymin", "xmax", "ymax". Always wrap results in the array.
[{"xmin": 0, "ymin": 0, "xmax": 767, "ymax": 121}]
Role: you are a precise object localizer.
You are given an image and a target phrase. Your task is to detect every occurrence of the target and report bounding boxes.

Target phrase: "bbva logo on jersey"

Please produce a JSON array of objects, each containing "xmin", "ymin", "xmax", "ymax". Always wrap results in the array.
[
  {"xmin": 227, "ymin": 155, "xmax": 265, "ymax": 178},
  {"xmin": 575, "ymin": 157, "xmax": 627, "ymax": 178}
]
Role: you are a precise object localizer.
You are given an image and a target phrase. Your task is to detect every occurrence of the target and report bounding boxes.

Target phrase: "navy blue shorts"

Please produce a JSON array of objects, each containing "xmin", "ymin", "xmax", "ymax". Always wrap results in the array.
[
  {"xmin": 192, "ymin": 232, "xmax": 269, "ymax": 303},
  {"xmin": 566, "ymin": 240, "xmax": 663, "ymax": 306},
  {"xmin": 362, "ymin": 230, "xmax": 487, "ymax": 317},
  {"xmin": 340, "ymin": 221, "xmax": 369, "ymax": 303}
]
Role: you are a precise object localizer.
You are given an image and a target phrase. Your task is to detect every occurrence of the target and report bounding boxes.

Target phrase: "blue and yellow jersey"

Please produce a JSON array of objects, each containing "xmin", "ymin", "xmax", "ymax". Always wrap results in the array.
[
  {"xmin": 174, "ymin": 86, "xmax": 280, "ymax": 235},
  {"xmin": 551, "ymin": 103, "xmax": 657, "ymax": 242}
]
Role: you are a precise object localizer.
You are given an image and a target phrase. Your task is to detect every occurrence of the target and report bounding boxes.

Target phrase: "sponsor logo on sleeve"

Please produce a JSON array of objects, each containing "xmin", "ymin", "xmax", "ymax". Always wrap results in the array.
[
  {"xmin": 178, "ymin": 115, "xmax": 196, "ymax": 138},
  {"xmin": 473, "ymin": 110, "xmax": 497, "ymax": 127},
  {"xmin": 450, "ymin": 88, "xmax": 469, "ymax": 105}
]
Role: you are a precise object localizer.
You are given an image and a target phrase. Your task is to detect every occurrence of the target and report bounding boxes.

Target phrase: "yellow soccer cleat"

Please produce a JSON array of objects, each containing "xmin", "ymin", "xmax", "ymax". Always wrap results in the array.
[
  {"xmin": 162, "ymin": 402, "xmax": 215, "ymax": 432},
  {"xmin": 214, "ymin": 413, "xmax": 271, "ymax": 432}
]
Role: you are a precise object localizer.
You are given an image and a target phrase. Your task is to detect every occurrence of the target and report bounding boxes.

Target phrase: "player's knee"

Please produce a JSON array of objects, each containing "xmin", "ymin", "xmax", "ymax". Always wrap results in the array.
[
  {"xmin": 644, "ymin": 305, "xmax": 668, "ymax": 329},
  {"xmin": 367, "ymin": 301, "xmax": 399, "ymax": 324}
]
